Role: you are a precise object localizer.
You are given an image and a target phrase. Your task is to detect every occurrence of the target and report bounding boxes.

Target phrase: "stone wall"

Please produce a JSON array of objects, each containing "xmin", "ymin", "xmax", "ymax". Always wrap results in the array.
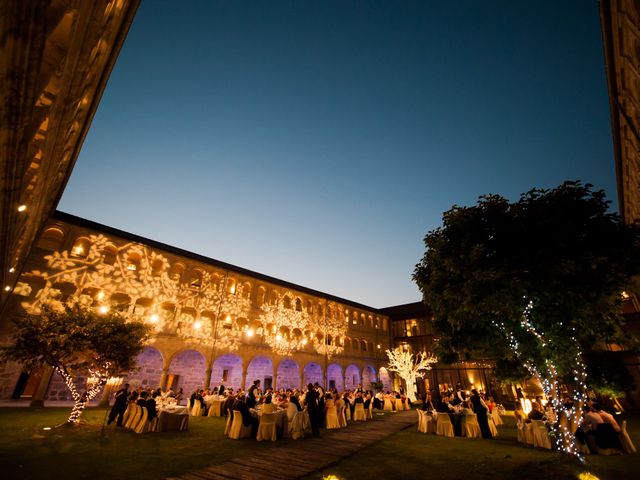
[
  {"xmin": 125, "ymin": 347, "xmax": 163, "ymax": 389},
  {"xmin": 327, "ymin": 363, "xmax": 344, "ymax": 392},
  {"xmin": 246, "ymin": 356, "xmax": 273, "ymax": 389},
  {"xmin": 46, "ymin": 372, "xmax": 86, "ymax": 401},
  {"xmin": 276, "ymin": 359, "xmax": 299, "ymax": 390},
  {"xmin": 168, "ymin": 350, "xmax": 206, "ymax": 397},
  {"xmin": 211, "ymin": 354, "xmax": 243, "ymax": 390},
  {"xmin": 0, "ymin": 360, "xmax": 23, "ymax": 400},
  {"xmin": 379, "ymin": 367, "xmax": 392, "ymax": 391},
  {"xmin": 303, "ymin": 362, "xmax": 322, "ymax": 387},
  {"xmin": 362, "ymin": 365, "xmax": 377, "ymax": 390},
  {"xmin": 344, "ymin": 364, "xmax": 361, "ymax": 390}
]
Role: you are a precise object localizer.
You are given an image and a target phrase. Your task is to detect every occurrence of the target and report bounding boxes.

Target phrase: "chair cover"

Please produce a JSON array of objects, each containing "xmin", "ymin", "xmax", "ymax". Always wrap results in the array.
[
  {"xmin": 463, "ymin": 414, "xmax": 481, "ymax": 438},
  {"xmin": 227, "ymin": 410, "xmax": 251, "ymax": 439},
  {"xmin": 436, "ymin": 413, "xmax": 454, "ymax": 437},
  {"xmin": 191, "ymin": 402, "xmax": 202, "ymax": 417},
  {"xmin": 425, "ymin": 412, "xmax": 435, "ymax": 434},
  {"xmin": 366, "ymin": 401, "xmax": 373, "ymax": 420},
  {"xmin": 121, "ymin": 403, "xmax": 133, "ymax": 427},
  {"xmin": 619, "ymin": 420, "xmax": 637, "ymax": 454},
  {"xmin": 488, "ymin": 417, "xmax": 499, "ymax": 437},
  {"xmin": 417, "ymin": 410, "xmax": 426, "ymax": 433},
  {"xmin": 523, "ymin": 422, "xmax": 534, "ymax": 445},
  {"xmin": 256, "ymin": 412, "xmax": 277, "ymax": 442},
  {"xmin": 345, "ymin": 403, "xmax": 351, "ymax": 420},
  {"xmin": 126, "ymin": 405, "xmax": 142, "ymax": 430},
  {"xmin": 326, "ymin": 406, "xmax": 340, "ymax": 429},
  {"xmin": 516, "ymin": 420, "xmax": 525, "ymax": 443},
  {"xmin": 354, "ymin": 403, "xmax": 366, "ymax": 421},
  {"xmin": 383, "ymin": 397, "xmax": 393, "ymax": 411},
  {"xmin": 224, "ymin": 412, "xmax": 232, "ymax": 436},
  {"xmin": 337, "ymin": 405, "xmax": 347, "ymax": 428},
  {"xmin": 394, "ymin": 398, "xmax": 403, "ymax": 411},
  {"xmin": 208, "ymin": 400, "xmax": 222, "ymax": 417},
  {"xmin": 288, "ymin": 411, "xmax": 305, "ymax": 440},
  {"xmin": 531, "ymin": 419, "xmax": 551, "ymax": 449},
  {"xmin": 134, "ymin": 407, "xmax": 149, "ymax": 434},
  {"xmin": 492, "ymin": 410, "xmax": 503, "ymax": 426}
]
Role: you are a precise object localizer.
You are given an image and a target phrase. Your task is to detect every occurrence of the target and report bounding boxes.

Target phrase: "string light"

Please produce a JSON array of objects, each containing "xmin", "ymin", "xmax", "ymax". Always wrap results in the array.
[
  {"xmin": 386, "ymin": 347, "xmax": 437, "ymax": 402},
  {"xmin": 17, "ymin": 205, "xmax": 26, "ymax": 212}
]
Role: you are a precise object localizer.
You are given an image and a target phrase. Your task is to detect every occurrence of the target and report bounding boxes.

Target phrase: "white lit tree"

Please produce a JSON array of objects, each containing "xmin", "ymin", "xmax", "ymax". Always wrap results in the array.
[
  {"xmin": 1, "ymin": 303, "xmax": 149, "ymax": 424},
  {"xmin": 385, "ymin": 347, "xmax": 437, "ymax": 402}
]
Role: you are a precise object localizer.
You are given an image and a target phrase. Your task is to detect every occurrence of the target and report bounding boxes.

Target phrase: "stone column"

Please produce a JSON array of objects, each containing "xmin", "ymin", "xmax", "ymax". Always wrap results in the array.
[
  {"xmin": 159, "ymin": 367, "xmax": 169, "ymax": 390},
  {"xmin": 299, "ymin": 371, "xmax": 304, "ymax": 390},
  {"xmin": 241, "ymin": 365, "xmax": 248, "ymax": 391},
  {"xmin": 272, "ymin": 370, "xmax": 278, "ymax": 390},
  {"xmin": 204, "ymin": 367, "xmax": 212, "ymax": 389},
  {"xmin": 30, "ymin": 366, "xmax": 54, "ymax": 408}
]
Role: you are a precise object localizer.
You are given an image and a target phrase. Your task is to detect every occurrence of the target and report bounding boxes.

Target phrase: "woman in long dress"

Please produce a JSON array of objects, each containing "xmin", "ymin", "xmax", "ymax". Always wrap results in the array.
[{"xmin": 470, "ymin": 389, "xmax": 492, "ymax": 439}]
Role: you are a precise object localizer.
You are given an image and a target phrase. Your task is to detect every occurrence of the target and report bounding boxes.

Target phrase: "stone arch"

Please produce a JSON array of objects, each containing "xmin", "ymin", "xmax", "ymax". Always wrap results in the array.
[
  {"xmin": 168, "ymin": 349, "xmax": 206, "ymax": 401},
  {"xmin": 303, "ymin": 362, "xmax": 323, "ymax": 387},
  {"xmin": 246, "ymin": 355, "xmax": 274, "ymax": 390},
  {"xmin": 345, "ymin": 364, "xmax": 361, "ymax": 390},
  {"xmin": 211, "ymin": 353, "xmax": 243, "ymax": 391},
  {"xmin": 37, "ymin": 226, "xmax": 65, "ymax": 251},
  {"xmin": 276, "ymin": 358, "xmax": 300, "ymax": 390},
  {"xmin": 379, "ymin": 366, "xmax": 392, "ymax": 392},
  {"xmin": 362, "ymin": 365, "xmax": 377, "ymax": 390},
  {"xmin": 125, "ymin": 346, "xmax": 164, "ymax": 389},
  {"xmin": 327, "ymin": 363, "xmax": 344, "ymax": 392}
]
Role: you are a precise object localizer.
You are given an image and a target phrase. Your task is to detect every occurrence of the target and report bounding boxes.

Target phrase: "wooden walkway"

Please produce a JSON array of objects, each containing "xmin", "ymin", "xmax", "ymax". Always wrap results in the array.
[{"xmin": 167, "ymin": 409, "xmax": 416, "ymax": 480}]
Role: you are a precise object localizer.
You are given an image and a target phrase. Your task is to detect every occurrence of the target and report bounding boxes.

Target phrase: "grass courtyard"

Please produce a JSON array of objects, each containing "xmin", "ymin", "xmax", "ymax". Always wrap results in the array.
[{"xmin": 0, "ymin": 407, "xmax": 638, "ymax": 480}]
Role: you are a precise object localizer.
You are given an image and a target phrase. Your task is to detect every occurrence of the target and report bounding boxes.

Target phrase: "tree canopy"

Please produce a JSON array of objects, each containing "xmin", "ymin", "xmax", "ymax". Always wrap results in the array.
[{"xmin": 413, "ymin": 181, "xmax": 640, "ymax": 377}]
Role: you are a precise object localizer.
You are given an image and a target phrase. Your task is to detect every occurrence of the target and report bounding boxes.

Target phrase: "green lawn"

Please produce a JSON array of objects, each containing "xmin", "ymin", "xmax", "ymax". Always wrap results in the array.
[
  {"xmin": 313, "ymin": 415, "xmax": 640, "ymax": 480},
  {"xmin": 1, "ymin": 407, "xmax": 638, "ymax": 480}
]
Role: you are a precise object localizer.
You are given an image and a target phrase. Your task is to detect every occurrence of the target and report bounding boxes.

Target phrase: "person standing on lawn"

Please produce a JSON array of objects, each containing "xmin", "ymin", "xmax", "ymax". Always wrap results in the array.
[{"xmin": 107, "ymin": 383, "xmax": 130, "ymax": 426}]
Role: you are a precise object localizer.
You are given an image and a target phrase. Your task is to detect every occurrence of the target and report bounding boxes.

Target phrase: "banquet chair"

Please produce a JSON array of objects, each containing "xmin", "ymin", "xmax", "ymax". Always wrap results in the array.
[
  {"xmin": 256, "ymin": 412, "xmax": 277, "ymax": 442},
  {"xmin": 402, "ymin": 398, "xmax": 410, "ymax": 411},
  {"xmin": 337, "ymin": 405, "xmax": 347, "ymax": 428},
  {"xmin": 436, "ymin": 413, "xmax": 454, "ymax": 437},
  {"xmin": 394, "ymin": 398, "xmax": 403, "ymax": 412},
  {"xmin": 492, "ymin": 410, "xmax": 503, "ymax": 426},
  {"xmin": 354, "ymin": 403, "xmax": 366, "ymax": 421},
  {"xmin": 488, "ymin": 417, "xmax": 499, "ymax": 437},
  {"xmin": 531, "ymin": 420, "xmax": 551, "ymax": 449},
  {"xmin": 383, "ymin": 397, "xmax": 393, "ymax": 411},
  {"xmin": 224, "ymin": 412, "xmax": 232, "ymax": 436},
  {"xmin": 208, "ymin": 401, "xmax": 221, "ymax": 417},
  {"xmin": 125, "ymin": 405, "xmax": 142, "ymax": 430},
  {"xmin": 523, "ymin": 422, "xmax": 534, "ymax": 446},
  {"xmin": 345, "ymin": 403, "xmax": 351, "ymax": 421},
  {"xmin": 516, "ymin": 420, "xmax": 525, "ymax": 443},
  {"xmin": 366, "ymin": 401, "xmax": 373, "ymax": 420},
  {"xmin": 227, "ymin": 410, "xmax": 251, "ymax": 439},
  {"xmin": 288, "ymin": 411, "xmax": 305, "ymax": 440},
  {"xmin": 326, "ymin": 406, "xmax": 340, "ymax": 429},
  {"xmin": 191, "ymin": 401, "xmax": 202, "ymax": 417},
  {"xmin": 619, "ymin": 421, "xmax": 636, "ymax": 454},
  {"xmin": 463, "ymin": 414, "xmax": 481, "ymax": 438},
  {"xmin": 121, "ymin": 403, "xmax": 133, "ymax": 427},
  {"xmin": 425, "ymin": 412, "xmax": 435, "ymax": 434},
  {"xmin": 134, "ymin": 407, "xmax": 149, "ymax": 434},
  {"xmin": 147, "ymin": 415, "xmax": 159, "ymax": 433},
  {"xmin": 417, "ymin": 410, "xmax": 426, "ymax": 433}
]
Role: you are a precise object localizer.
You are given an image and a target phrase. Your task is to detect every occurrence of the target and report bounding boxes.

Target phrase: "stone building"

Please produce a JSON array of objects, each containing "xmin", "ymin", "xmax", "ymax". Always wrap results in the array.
[{"xmin": 0, "ymin": 211, "xmax": 394, "ymax": 404}]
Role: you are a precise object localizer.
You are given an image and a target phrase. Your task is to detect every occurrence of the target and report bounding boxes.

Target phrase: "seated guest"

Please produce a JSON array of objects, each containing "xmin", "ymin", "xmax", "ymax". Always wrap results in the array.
[
  {"xmin": 137, "ymin": 390, "xmax": 149, "ymax": 409},
  {"xmin": 513, "ymin": 402, "xmax": 527, "ymax": 424},
  {"xmin": 594, "ymin": 405, "xmax": 621, "ymax": 433},
  {"xmin": 147, "ymin": 392, "xmax": 159, "ymax": 420},
  {"xmin": 422, "ymin": 392, "xmax": 435, "ymax": 411},
  {"xmin": 232, "ymin": 395, "xmax": 259, "ymax": 437},
  {"xmin": 261, "ymin": 395, "xmax": 277, "ymax": 414},
  {"xmin": 222, "ymin": 393, "xmax": 236, "ymax": 417},
  {"xmin": 436, "ymin": 395, "xmax": 453, "ymax": 413},
  {"xmin": 527, "ymin": 402, "xmax": 544, "ymax": 421}
]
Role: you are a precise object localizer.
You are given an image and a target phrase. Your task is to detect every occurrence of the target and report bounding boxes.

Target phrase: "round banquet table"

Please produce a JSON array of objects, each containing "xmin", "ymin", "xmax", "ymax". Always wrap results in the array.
[{"xmin": 156, "ymin": 405, "xmax": 189, "ymax": 432}]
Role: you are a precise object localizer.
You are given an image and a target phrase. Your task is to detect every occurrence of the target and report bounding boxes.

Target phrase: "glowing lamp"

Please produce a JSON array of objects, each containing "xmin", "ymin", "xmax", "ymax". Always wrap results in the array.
[
  {"xmin": 302, "ymin": 338, "xmax": 308, "ymax": 345},
  {"xmin": 4, "ymin": 286, "xmax": 10, "ymax": 292},
  {"xmin": 17, "ymin": 205, "xmax": 27, "ymax": 212},
  {"xmin": 149, "ymin": 314, "xmax": 159, "ymax": 323},
  {"xmin": 275, "ymin": 333, "xmax": 282, "ymax": 341},
  {"xmin": 193, "ymin": 320, "xmax": 202, "ymax": 330},
  {"xmin": 127, "ymin": 264, "xmax": 137, "ymax": 271},
  {"xmin": 246, "ymin": 328, "xmax": 254, "ymax": 337},
  {"xmin": 9, "ymin": 267, "xmax": 15, "ymax": 273},
  {"xmin": 98, "ymin": 305, "xmax": 109, "ymax": 314}
]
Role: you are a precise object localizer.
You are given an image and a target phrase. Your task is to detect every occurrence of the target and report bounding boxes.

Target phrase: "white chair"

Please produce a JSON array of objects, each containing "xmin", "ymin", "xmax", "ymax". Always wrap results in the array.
[
  {"xmin": 224, "ymin": 412, "xmax": 232, "ymax": 436},
  {"xmin": 394, "ymin": 398, "xmax": 403, "ymax": 411},
  {"xmin": 326, "ymin": 406, "xmax": 340, "ymax": 429},
  {"xmin": 288, "ymin": 411, "xmax": 305, "ymax": 440},
  {"xmin": 134, "ymin": 406, "xmax": 149, "ymax": 434},
  {"xmin": 492, "ymin": 410, "xmax": 503, "ymax": 426},
  {"xmin": 354, "ymin": 403, "xmax": 366, "ymax": 421},
  {"xmin": 488, "ymin": 416, "xmax": 499, "ymax": 437},
  {"xmin": 191, "ymin": 401, "xmax": 202, "ymax": 417},
  {"xmin": 227, "ymin": 410, "xmax": 251, "ymax": 439},
  {"xmin": 121, "ymin": 403, "xmax": 133, "ymax": 427},
  {"xmin": 125, "ymin": 405, "xmax": 142, "ymax": 430},
  {"xmin": 207, "ymin": 400, "xmax": 221, "ymax": 417},
  {"xmin": 436, "ymin": 413, "xmax": 454, "ymax": 437},
  {"xmin": 366, "ymin": 401, "xmax": 373, "ymax": 420},
  {"xmin": 417, "ymin": 410, "xmax": 426, "ymax": 433},
  {"xmin": 531, "ymin": 419, "xmax": 551, "ymax": 449},
  {"xmin": 620, "ymin": 420, "xmax": 637, "ymax": 454},
  {"xmin": 402, "ymin": 398, "xmax": 410, "ymax": 410},
  {"xmin": 337, "ymin": 405, "xmax": 347, "ymax": 428},
  {"xmin": 463, "ymin": 414, "xmax": 481, "ymax": 438},
  {"xmin": 516, "ymin": 420, "xmax": 525, "ymax": 443},
  {"xmin": 256, "ymin": 412, "xmax": 277, "ymax": 442},
  {"xmin": 383, "ymin": 397, "xmax": 393, "ymax": 411},
  {"xmin": 523, "ymin": 421, "xmax": 534, "ymax": 445}
]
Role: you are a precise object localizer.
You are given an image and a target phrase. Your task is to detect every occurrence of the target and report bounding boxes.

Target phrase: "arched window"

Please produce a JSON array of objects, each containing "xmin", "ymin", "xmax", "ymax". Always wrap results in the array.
[
  {"xmin": 295, "ymin": 298, "xmax": 302, "ymax": 311},
  {"xmin": 102, "ymin": 244, "xmax": 117, "ymax": 265},
  {"xmin": 126, "ymin": 252, "xmax": 141, "ymax": 271},
  {"xmin": 257, "ymin": 286, "xmax": 266, "ymax": 305},
  {"xmin": 283, "ymin": 295, "xmax": 292, "ymax": 309},
  {"xmin": 170, "ymin": 262, "xmax": 185, "ymax": 281},
  {"xmin": 190, "ymin": 269, "xmax": 203, "ymax": 288},
  {"xmin": 242, "ymin": 282, "xmax": 251, "ymax": 299},
  {"xmin": 37, "ymin": 227, "xmax": 64, "ymax": 251}
]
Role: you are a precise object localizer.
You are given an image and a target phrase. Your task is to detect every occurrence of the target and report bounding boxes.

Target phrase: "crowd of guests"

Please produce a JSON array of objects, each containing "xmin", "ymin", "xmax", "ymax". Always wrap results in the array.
[{"xmin": 418, "ymin": 384, "xmax": 497, "ymax": 439}]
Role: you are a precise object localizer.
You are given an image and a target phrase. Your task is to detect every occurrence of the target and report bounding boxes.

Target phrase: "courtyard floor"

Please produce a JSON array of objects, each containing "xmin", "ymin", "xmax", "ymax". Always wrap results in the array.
[{"xmin": 0, "ymin": 406, "xmax": 637, "ymax": 480}]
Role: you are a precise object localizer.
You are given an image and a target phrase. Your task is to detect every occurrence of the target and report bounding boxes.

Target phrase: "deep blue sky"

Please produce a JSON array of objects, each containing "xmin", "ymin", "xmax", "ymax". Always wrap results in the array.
[{"xmin": 59, "ymin": 0, "xmax": 615, "ymax": 308}]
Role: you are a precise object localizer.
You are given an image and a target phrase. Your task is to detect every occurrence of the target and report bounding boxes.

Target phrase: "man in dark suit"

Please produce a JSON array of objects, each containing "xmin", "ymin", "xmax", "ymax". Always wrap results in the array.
[
  {"xmin": 222, "ymin": 392, "xmax": 235, "ymax": 418},
  {"xmin": 305, "ymin": 383, "xmax": 321, "ymax": 436},
  {"xmin": 247, "ymin": 380, "xmax": 260, "ymax": 408},
  {"xmin": 232, "ymin": 395, "xmax": 258, "ymax": 437},
  {"xmin": 107, "ymin": 383, "xmax": 129, "ymax": 426}
]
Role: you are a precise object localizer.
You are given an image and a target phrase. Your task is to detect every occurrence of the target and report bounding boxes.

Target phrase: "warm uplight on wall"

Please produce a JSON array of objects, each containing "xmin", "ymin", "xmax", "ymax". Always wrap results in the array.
[
  {"xmin": 17, "ymin": 205, "xmax": 27, "ymax": 212},
  {"xmin": 97, "ymin": 291, "xmax": 105, "ymax": 301},
  {"xmin": 275, "ymin": 333, "xmax": 283, "ymax": 341},
  {"xmin": 302, "ymin": 338, "xmax": 308, "ymax": 345},
  {"xmin": 246, "ymin": 328, "xmax": 254, "ymax": 337},
  {"xmin": 98, "ymin": 305, "xmax": 109, "ymax": 314},
  {"xmin": 127, "ymin": 264, "xmax": 137, "ymax": 271},
  {"xmin": 225, "ymin": 314, "xmax": 232, "ymax": 324},
  {"xmin": 72, "ymin": 246, "xmax": 84, "ymax": 256},
  {"xmin": 149, "ymin": 314, "xmax": 159, "ymax": 323},
  {"xmin": 193, "ymin": 320, "xmax": 202, "ymax": 330}
]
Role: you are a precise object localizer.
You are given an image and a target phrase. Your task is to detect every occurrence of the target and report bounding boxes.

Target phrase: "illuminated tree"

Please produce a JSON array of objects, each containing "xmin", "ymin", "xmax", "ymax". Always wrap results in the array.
[
  {"xmin": 1, "ymin": 304, "xmax": 149, "ymax": 424},
  {"xmin": 385, "ymin": 347, "xmax": 437, "ymax": 402},
  {"xmin": 414, "ymin": 181, "xmax": 640, "ymax": 458}
]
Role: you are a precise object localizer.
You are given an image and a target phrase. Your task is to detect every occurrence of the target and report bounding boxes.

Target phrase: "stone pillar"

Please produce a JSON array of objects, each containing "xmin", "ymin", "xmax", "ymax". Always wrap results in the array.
[
  {"xmin": 299, "ymin": 371, "xmax": 304, "ymax": 390},
  {"xmin": 204, "ymin": 367, "xmax": 212, "ymax": 389},
  {"xmin": 241, "ymin": 365, "xmax": 248, "ymax": 391},
  {"xmin": 159, "ymin": 367, "xmax": 169, "ymax": 390},
  {"xmin": 30, "ymin": 366, "xmax": 54, "ymax": 408},
  {"xmin": 272, "ymin": 370, "xmax": 278, "ymax": 390}
]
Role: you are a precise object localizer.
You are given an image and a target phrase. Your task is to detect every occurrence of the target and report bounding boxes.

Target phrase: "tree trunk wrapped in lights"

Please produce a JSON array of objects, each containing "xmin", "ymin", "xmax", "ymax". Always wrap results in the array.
[
  {"xmin": 385, "ymin": 347, "xmax": 437, "ymax": 402},
  {"xmin": 1, "ymin": 304, "xmax": 148, "ymax": 424}
]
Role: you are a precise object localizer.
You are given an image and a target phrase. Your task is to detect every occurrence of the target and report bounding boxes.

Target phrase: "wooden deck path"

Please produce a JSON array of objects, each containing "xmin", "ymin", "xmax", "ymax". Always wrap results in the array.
[{"xmin": 167, "ymin": 409, "xmax": 416, "ymax": 480}]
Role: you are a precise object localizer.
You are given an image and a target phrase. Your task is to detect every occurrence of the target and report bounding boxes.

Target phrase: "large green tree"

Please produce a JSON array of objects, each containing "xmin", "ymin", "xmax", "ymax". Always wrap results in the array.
[
  {"xmin": 1, "ymin": 304, "xmax": 149, "ymax": 424},
  {"xmin": 413, "ymin": 181, "xmax": 640, "ymax": 457}
]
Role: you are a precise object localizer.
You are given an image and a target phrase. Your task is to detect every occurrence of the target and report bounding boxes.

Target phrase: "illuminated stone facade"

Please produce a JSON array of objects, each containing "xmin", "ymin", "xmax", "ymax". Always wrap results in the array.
[
  {"xmin": 0, "ymin": 211, "xmax": 393, "ymax": 402},
  {"xmin": 0, "ymin": 0, "xmax": 140, "ymax": 313}
]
